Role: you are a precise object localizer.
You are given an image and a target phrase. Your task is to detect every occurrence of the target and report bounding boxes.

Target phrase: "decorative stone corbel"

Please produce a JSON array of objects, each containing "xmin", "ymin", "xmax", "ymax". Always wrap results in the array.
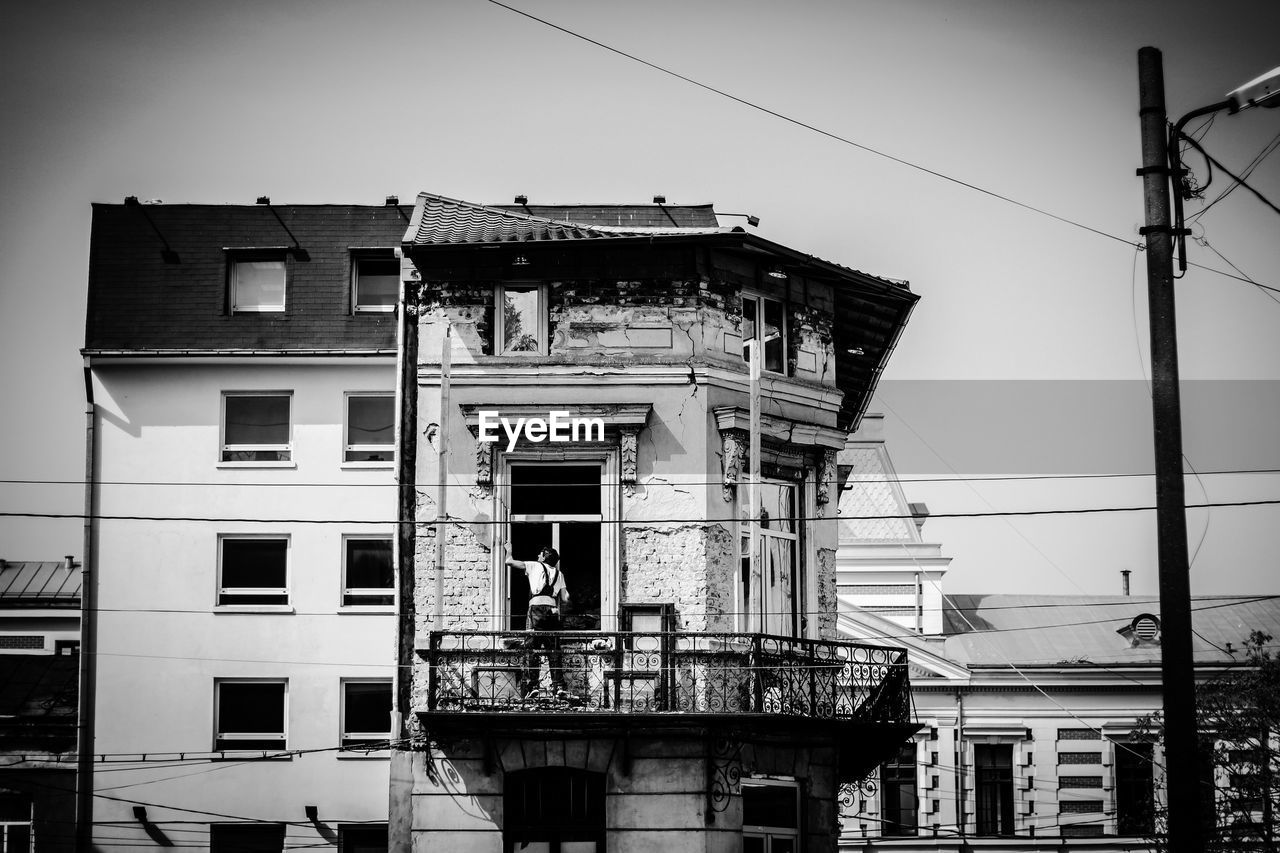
[
  {"xmin": 620, "ymin": 428, "xmax": 639, "ymax": 496},
  {"xmin": 475, "ymin": 441, "xmax": 493, "ymax": 496},
  {"xmin": 719, "ymin": 429, "xmax": 748, "ymax": 503},
  {"xmin": 817, "ymin": 448, "xmax": 837, "ymax": 505}
]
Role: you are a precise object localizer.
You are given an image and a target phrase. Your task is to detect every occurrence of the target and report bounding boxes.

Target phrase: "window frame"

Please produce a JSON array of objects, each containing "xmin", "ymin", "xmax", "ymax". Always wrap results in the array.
[
  {"xmin": 881, "ymin": 741, "xmax": 920, "ymax": 837},
  {"xmin": 341, "ymin": 534, "xmax": 395, "ymax": 610},
  {"xmin": 343, "ymin": 392, "xmax": 395, "ymax": 467},
  {"xmin": 0, "ymin": 794, "xmax": 32, "ymax": 853},
  {"xmin": 741, "ymin": 291, "xmax": 788, "ymax": 376},
  {"xmin": 1114, "ymin": 741, "xmax": 1155, "ymax": 836},
  {"xmin": 213, "ymin": 679, "xmax": 288, "ymax": 752},
  {"xmin": 216, "ymin": 534, "xmax": 291, "ymax": 610},
  {"xmin": 339, "ymin": 678, "xmax": 394, "ymax": 753},
  {"xmin": 338, "ymin": 824, "xmax": 389, "ymax": 853},
  {"xmin": 973, "ymin": 743, "xmax": 1015, "ymax": 836},
  {"xmin": 742, "ymin": 778, "xmax": 800, "ymax": 852},
  {"xmin": 220, "ymin": 392, "xmax": 293, "ymax": 466},
  {"xmin": 351, "ymin": 251, "xmax": 400, "ymax": 314},
  {"xmin": 495, "ymin": 282, "xmax": 549, "ymax": 356},
  {"xmin": 228, "ymin": 253, "xmax": 287, "ymax": 313}
]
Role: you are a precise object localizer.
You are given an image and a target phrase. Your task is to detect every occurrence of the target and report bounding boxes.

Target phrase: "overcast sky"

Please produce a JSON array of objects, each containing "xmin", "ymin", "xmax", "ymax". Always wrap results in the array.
[{"xmin": 2, "ymin": 0, "xmax": 1276, "ymax": 597}]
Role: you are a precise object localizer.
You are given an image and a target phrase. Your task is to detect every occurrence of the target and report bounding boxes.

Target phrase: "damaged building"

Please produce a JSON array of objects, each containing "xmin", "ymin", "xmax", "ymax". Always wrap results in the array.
[{"xmin": 392, "ymin": 194, "xmax": 920, "ymax": 852}]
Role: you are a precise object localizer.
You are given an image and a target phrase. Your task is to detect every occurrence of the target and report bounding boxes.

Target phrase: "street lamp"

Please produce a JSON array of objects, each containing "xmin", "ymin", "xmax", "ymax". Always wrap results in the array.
[{"xmin": 1136, "ymin": 49, "xmax": 1278, "ymax": 853}]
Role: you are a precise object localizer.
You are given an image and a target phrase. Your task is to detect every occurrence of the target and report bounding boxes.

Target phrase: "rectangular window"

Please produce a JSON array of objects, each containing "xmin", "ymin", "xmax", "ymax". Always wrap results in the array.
[
  {"xmin": 353, "ymin": 254, "xmax": 399, "ymax": 312},
  {"xmin": 741, "ymin": 478, "xmax": 802, "ymax": 636},
  {"xmin": 497, "ymin": 283, "xmax": 547, "ymax": 355},
  {"xmin": 339, "ymin": 825, "xmax": 388, "ymax": 853},
  {"xmin": 214, "ymin": 680, "xmax": 286, "ymax": 750},
  {"xmin": 210, "ymin": 824, "xmax": 286, "ymax": 853},
  {"xmin": 222, "ymin": 393, "xmax": 291, "ymax": 463},
  {"xmin": 341, "ymin": 680, "xmax": 393, "ymax": 749},
  {"xmin": 0, "ymin": 795, "xmax": 31, "ymax": 853},
  {"xmin": 1115, "ymin": 743, "xmax": 1154, "ymax": 835},
  {"xmin": 974, "ymin": 744, "xmax": 1014, "ymax": 836},
  {"xmin": 1057, "ymin": 728, "xmax": 1101, "ymax": 740},
  {"xmin": 344, "ymin": 394, "xmax": 394, "ymax": 463},
  {"xmin": 743, "ymin": 781, "xmax": 799, "ymax": 853},
  {"xmin": 230, "ymin": 257, "xmax": 286, "ymax": 312},
  {"xmin": 343, "ymin": 537, "xmax": 393, "ymax": 607},
  {"xmin": 882, "ymin": 742, "xmax": 919, "ymax": 836},
  {"xmin": 218, "ymin": 537, "xmax": 289, "ymax": 606},
  {"xmin": 742, "ymin": 293, "xmax": 787, "ymax": 375}
]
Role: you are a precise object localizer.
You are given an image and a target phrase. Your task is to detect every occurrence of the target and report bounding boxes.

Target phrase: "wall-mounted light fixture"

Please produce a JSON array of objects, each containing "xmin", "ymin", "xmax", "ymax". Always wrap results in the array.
[{"xmin": 719, "ymin": 212, "xmax": 760, "ymax": 227}]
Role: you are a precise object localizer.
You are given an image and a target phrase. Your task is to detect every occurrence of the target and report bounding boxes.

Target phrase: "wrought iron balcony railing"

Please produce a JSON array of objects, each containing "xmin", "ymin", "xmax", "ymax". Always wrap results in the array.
[{"xmin": 419, "ymin": 631, "xmax": 911, "ymax": 724}]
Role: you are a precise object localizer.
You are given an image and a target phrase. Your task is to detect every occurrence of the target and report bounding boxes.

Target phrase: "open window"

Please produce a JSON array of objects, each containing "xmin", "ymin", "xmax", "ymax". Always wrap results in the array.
[
  {"xmin": 740, "ymin": 478, "xmax": 803, "ymax": 636},
  {"xmin": 344, "ymin": 394, "xmax": 394, "ymax": 464},
  {"xmin": 340, "ymin": 679, "xmax": 392, "ymax": 749},
  {"xmin": 342, "ymin": 536, "xmax": 393, "ymax": 607},
  {"xmin": 221, "ymin": 393, "xmax": 292, "ymax": 463},
  {"xmin": 352, "ymin": 252, "xmax": 399, "ymax": 312},
  {"xmin": 504, "ymin": 463, "xmax": 603, "ymax": 630},
  {"xmin": 742, "ymin": 293, "xmax": 787, "ymax": 375}
]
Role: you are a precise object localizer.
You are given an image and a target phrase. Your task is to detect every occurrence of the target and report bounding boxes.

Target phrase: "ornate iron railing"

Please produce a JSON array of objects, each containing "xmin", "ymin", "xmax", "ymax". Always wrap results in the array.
[{"xmin": 419, "ymin": 631, "xmax": 911, "ymax": 723}]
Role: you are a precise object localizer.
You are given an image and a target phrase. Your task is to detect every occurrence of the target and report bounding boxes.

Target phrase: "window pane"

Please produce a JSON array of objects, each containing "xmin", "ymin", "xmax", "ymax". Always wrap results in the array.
[
  {"xmin": 0, "ymin": 794, "xmax": 30, "ymax": 821},
  {"xmin": 346, "ymin": 539, "xmax": 393, "ymax": 589},
  {"xmin": 502, "ymin": 287, "xmax": 540, "ymax": 352},
  {"xmin": 742, "ymin": 784, "xmax": 798, "ymax": 829},
  {"xmin": 233, "ymin": 260, "xmax": 285, "ymax": 311},
  {"xmin": 225, "ymin": 396, "xmax": 290, "ymax": 446},
  {"xmin": 221, "ymin": 539, "xmax": 287, "ymax": 589},
  {"xmin": 355, "ymin": 258, "xmax": 399, "ymax": 309},
  {"xmin": 511, "ymin": 465, "xmax": 600, "ymax": 515},
  {"xmin": 211, "ymin": 825, "xmax": 285, "ymax": 853},
  {"xmin": 217, "ymin": 682, "xmax": 285, "ymax": 748},
  {"xmin": 340, "ymin": 826, "xmax": 388, "ymax": 853},
  {"xmin": 344, "ymin": 682, "xmax": 392, "ymax": 736},
  {"xmin": 346, "ymin": 395, "xmax": 394, "ymax": 462},
  {"xmin": 763, "ymin": 297, "xmax": 785, "ymax": 372},
  {"xmin": 5, "ymin": 825, "xmax": 32, "ymax": 853}
]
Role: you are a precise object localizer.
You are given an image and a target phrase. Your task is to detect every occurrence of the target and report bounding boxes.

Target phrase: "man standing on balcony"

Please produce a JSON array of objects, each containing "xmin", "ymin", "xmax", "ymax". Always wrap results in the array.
[{"xmin": 505, "ymin": 546, "xmax": 571, "ymax": 698}]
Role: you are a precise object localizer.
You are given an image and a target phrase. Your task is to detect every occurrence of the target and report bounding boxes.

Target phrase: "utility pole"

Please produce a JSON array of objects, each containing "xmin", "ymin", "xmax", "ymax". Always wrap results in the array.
[{"xmin": 1137, "ymin": 46, "xmax": 1205, "ymax": 853}]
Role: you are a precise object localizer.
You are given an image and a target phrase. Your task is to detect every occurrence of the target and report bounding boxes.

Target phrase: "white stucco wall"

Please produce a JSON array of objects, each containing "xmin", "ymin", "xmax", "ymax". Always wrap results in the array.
[{"xmin": 89, "ymin": 360, "xmax": 396, "ymax": 849}]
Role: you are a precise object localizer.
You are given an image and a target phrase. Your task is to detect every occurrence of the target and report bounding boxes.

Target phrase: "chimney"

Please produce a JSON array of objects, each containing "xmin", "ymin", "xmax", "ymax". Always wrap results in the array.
[
  {"xmin": 64, "ymin": 555, "xmax": 76, "ymax": 571},
  {"xmin": 1121, "ymin": 569, "xmax": 1131, "ymax": 596}
]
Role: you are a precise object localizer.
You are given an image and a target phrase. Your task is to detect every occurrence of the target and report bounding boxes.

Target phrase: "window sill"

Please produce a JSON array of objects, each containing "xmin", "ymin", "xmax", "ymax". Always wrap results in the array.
[
  {"xmin": 217, "ymin": 461, "xmax": 296, "ymax": 469},
  {"xmin": 214, "ymin": 605, "xmax": 295, "ymax": 614},
  {"xmin": 212, "ymin": 750, "xmax": 292, "ymax": 761},
  {"xmin": 337, "ymin": 606, "xmax": 396, "ymax": 615},
  {"xmin": 340, "ymin": 461, "xmax": 394, "ymax": 470}
]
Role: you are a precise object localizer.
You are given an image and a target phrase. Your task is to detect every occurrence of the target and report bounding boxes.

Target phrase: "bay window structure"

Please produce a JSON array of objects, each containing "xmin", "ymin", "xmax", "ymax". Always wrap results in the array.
[
  {"xmin": 214, "ymin": 680, "xmax": 287, "ymax": 751},
  {"xmin": 340, "ymin": 680, "xmax": 393, "ymax": 749},
  {"xmin": 344, "ymin": 393, "xmax": 394, "ymax": 463},
  {"xmin": 974, "ymin": 744, "xmax": 1014, "ymax": 836},
  {"xmin": 342, "ymin": 537, "xmax": 394, "ymax": 607},
  {"xmin": 496, "ymin": 282, "xmax": 547, "ymax": 355},
  {"xmin": 217, "ymin": 536, "xmax": 289, "ymax": 607},
  {"xmin": 229, "ymin": 255, "xmax": 286, "ymax": 313},
  {"xmin": 742, "ymin": 292, "xmax": 786, "ymax": 375},
  {"xmin": 221, "ymin": 393, "xmax": 291, "ymax": 463},
  {"xmin": 352, "ymin": 253, "xmax": 399, "ymax": 312}
]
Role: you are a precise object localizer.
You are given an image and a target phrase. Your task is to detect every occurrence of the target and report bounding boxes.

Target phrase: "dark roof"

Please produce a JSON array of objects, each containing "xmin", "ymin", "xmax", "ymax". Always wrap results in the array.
[
  {"xmin": 942, "ymin": 594, "xmax": 1280, "ymax": 667},
  {"xmin": 0, "ymin": 562, "xmax": 81, "ymax": 608},
  {"xmin": 0, "ymin": 655, "xmax": 78, "ymax": 753},
  {"xmin": 405, "ymin": 193, "xmax": 731, "ymax": 245},
  {"xmin": 85, "ymin": 203, "xmax": 407, "ymax": 353}
]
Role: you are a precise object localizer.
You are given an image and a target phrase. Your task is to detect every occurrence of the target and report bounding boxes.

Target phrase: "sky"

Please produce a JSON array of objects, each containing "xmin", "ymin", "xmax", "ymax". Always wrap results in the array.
[{"xmin": 1, "ymin": 0, "xmax": 1277, "ymax": 598}]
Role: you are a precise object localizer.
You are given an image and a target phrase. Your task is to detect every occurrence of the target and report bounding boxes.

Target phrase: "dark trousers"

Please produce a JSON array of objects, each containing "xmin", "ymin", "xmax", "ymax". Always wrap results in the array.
[{"xmin": 521, "ymin": 605, "xmax": 564, "ymax": 692}]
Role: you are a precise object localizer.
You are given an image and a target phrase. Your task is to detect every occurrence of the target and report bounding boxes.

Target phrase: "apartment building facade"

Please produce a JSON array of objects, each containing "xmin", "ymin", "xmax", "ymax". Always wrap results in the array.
[
  {"xmin": 835, "ymin": 422, "xmax": 1280, "ymax": 851},
  {"xmin": 82, "ymin": 201, "xmax": 404, "ymax": 852},
  {"xmin": 390, "ymin": 194, "xmax": 922, "ymax": 853}
]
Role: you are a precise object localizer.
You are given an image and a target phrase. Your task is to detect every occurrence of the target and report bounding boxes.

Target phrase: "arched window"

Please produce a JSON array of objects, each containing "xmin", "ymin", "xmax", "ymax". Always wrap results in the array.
[{"xmin": 504, "ymin": 767, "xmax": 606, "ymax": 852}]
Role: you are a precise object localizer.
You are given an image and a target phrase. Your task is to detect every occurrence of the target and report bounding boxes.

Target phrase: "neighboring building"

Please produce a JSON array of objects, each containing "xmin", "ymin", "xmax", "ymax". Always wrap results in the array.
[
  {"xmin": 391, "ymin": 194, "xmax": 921, "ymax": 852},
  {"xmin": 0, "ymin": 558, "xmax": 82, "ymax": 852},
  {"xmin": 82, "ymin": 201, "xmax": 404, "ymax": 851},
  {"xmin": 836, "ymin": 421, "xmax": 1280, "ymax": 851}
]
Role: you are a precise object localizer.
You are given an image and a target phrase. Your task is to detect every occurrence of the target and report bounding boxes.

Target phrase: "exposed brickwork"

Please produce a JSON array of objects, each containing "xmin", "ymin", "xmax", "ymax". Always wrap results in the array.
[
  {"xmin": 86, "ymin": 204, "xmax": 404, "ymax": 351},
  {"xmin": 622, "ymin": 524, "xmax": 735, "ymax": 632},
  {"xmin": 815, "ymin": 548, "xmax": 838, "ymax": 639}
]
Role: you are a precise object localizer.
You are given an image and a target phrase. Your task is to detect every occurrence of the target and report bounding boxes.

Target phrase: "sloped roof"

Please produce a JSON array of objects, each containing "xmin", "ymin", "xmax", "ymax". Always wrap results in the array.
[
  {"xmin": 495, "ymin": 203, "xmax": 720, "ymax": 228},
  {"xmin": 942, "ymin": 594, "xmax": 1280, "ymax": 667},
  {"xmin": 0, "ymin": 654, "xmax": 78, "ymax": 753},
  {"xmin": 405, "ymin": 193, "xmax": 733, "ymax": 245},
  {"xmin": 0, "ymin": 561, "xmax": 81, "ymax": 607}
]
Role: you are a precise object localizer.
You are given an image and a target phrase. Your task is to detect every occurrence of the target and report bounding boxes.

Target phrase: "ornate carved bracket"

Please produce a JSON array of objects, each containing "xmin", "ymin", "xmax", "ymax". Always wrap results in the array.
[
  {"xmin": 816, "ymin": 449, "xmax": 837, "ymax": 505},
  {"xmin": 475, "ymin": 441, "xmax": 493, "ymax": 496},
  {"xmin": 719, "ymin": 429, "xmax": 747, "ymax": 503},
  {"xmin": 620, "ymin": 429, "xmax": 639, "ymax": 496}
]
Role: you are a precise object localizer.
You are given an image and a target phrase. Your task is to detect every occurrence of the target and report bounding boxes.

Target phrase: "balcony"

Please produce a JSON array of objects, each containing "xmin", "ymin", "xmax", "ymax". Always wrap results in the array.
[{"xmin": 418, "ymin": 631, "xmax": 911, "ymax": 725}]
